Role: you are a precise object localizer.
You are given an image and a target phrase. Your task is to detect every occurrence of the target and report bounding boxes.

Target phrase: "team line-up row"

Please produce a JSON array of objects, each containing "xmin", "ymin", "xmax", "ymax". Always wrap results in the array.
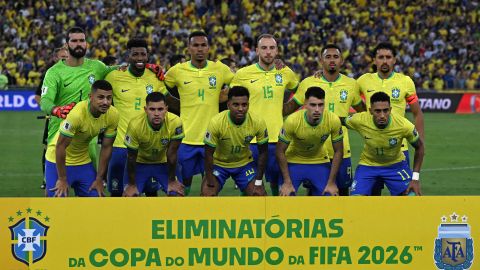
[{"xmin": 38, "ymin": 28, "xmax": 424, "ymax": 197}]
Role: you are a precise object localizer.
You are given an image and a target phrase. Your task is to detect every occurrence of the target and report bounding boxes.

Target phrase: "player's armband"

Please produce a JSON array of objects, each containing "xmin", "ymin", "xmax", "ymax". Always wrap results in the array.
[{"xmin": 406, "ymin": 94, "xmax": 419, "ymax": 105}]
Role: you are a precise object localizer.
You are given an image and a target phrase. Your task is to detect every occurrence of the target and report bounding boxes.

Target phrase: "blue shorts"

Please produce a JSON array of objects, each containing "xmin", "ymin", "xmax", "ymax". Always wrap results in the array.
[
  {"xmin": 250, "ymin": 143, "xmax": 280, "ymax": 184},
  {"xmin": 351, "ymin": 160, "xmax": 412, "ymax": 196},
  {"xmin": 123, "ymin": 163, "xmax": 176, "ymax": 195},
  {"xmin": 178, "ymin": 144, "xmax": 204, "ymax": 180},
  {"xmin": 213, "ymin": 162, "xmax": 256, "ymax": 192},
  {"xmin": 336, "ymin": 157, "xmax": 352, "ymax": 189},
  {"xmin": 107, "ymin": 147, "xmax": 127, "ymax": 194},
  {"xmin": 371, "ymin": 150, "xmax": 410, "ymax": 191},
  {"xmin": 45, "ymin": 160, "xmax": 98, "ymax": 197},
  {"xmin": 279, "ymin": 163, "xmax": 332, "ymax": 196}
]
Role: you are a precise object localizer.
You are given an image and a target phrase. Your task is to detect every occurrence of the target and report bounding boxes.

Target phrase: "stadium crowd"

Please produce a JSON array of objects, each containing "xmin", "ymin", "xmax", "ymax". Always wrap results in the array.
[{"xmin": 1, "ymin": 0, "xmax": 479, "ymax": 90}]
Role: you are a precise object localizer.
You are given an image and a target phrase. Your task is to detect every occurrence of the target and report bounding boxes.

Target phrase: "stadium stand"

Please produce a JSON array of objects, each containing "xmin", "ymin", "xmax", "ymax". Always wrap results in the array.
[{"xmin": 0, "ymin": 0, "xmax": 479, "ymax": 90}]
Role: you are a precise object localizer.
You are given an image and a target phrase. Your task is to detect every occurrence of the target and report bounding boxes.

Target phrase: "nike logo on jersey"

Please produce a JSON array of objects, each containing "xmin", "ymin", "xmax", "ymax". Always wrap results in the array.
[
  {"xmin": 121, "ymin": 89, "xmax": 129, "ymax": 92},
  {"xmin": 64, "ymin": 82, "xmax": 72, "ymax": 88},
  {"xmin": 367, "ymin": 90, "xmax": 375, "ymax": 92},
  {"xmin": 221, "ymin": 137, "xmax": 230, "ymax": 140},
  {"xmin": 364, "ymin": 136, "xmax": 372, "ymax": 139},
  {"xmin": 250, "ymin": 79, "xmax": 259, "ymax": 83},
  {"xmin": 184, "ymin": 81, "xmax": 193, "ymax": 84}
]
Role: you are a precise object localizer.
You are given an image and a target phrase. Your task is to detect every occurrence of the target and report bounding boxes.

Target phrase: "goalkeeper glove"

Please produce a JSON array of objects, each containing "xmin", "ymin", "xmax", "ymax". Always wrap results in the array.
[
  {"xmin": 146, "ymin": 63, "xmax": 165, "ymax": 81},
  {"xmin": 51, "ymin": 102, "xmax": 76, "ymax": 119}
]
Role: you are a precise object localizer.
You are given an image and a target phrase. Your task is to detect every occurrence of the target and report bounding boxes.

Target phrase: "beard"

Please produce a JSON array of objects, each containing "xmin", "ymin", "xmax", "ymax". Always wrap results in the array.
[{"xmin": 68, "ymin": 45, "xmax": 86, "ymax": 59}]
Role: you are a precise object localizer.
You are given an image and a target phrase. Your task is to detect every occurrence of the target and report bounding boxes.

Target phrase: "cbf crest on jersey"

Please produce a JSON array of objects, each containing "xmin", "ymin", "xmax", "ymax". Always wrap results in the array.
[
  {"xmin": 339, "ymin": 90, "xmax": 348, "ymax": 102},
  {"xmin": 275, "ymin": 73, "xmax": 283, "ymax": 85},
  {"xmin": 389, "ymin": 138, "xmax": 398, "ymax": 147},
  {"xmin": 8, "ymin": 208, "xmax": 50, "ymax": 266},
  {"xmin": 146, "ymin": 84, "xmax": 154, "ymax": 94},
  {"xmin": 88, "ymin": 74, "xmax": 95, "ymax": 84},
  {"xmin": 434, "ymin": 213, "xmax": 473, "ymax": 270},
  {"xmin": 391, "ymin": 87, "xmax": 401, "ymax": 99},
  {"xmin": 208, "ymin": 75, "xmax": 217, "ymax": 88}
]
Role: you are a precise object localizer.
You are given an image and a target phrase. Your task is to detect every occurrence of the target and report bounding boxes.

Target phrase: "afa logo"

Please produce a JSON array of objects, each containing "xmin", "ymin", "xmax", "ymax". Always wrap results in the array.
[
  {"xmin": 8, "ymin": 208, "xmax": 50, "ymax": 266},
  {"xmin": 275, "ymin": 74, "xmax": 283, "ymax": 85},
  {"xmin": 209, "ymin": 75, "xmax": 217, "ymax": 88},
  {"xmin": 434, "ymin": 213, "xmax": 474, "ymax": 270},
  {"xmin": 391, "ymin": 87, "xmax": 401, "ymax": 99}
]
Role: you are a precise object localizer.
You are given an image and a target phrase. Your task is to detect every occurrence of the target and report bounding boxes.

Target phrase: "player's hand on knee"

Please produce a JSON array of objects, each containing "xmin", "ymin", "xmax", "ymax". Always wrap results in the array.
[
  {"xmin": 123, "ymin": 184, "xmax": 140, "ymax": 197},
  {"xmin": 51, "ymin": 179, "xmax": 69, "ymax": 197},
  {"xmin": 405, "ymin": 181, "xmax": 422, "ymax": 196},
  {"xmin": 168, "ymin": 179, "xmax": 185, "ymax": 196},
  {"xmin": 88, "ymin": 178, "xmax": 105, "ymax": 197},
  {"xmin": 322, "ymin": 182, "xmax": 339, "ymax": 196},
  {"xmin": 146, "ymin": 64, "xmax": 165, "ymax": 81},
  {"xmin": 200, "ymin": 177, "xmax": 218, "ymax": 196},
  {"xmin": 52, "ymin": 102, "xmax": 76, "ymax": 119},
  {"xmin": 279, "ymin": 182, "xmax": 296, "ymax": 196}
]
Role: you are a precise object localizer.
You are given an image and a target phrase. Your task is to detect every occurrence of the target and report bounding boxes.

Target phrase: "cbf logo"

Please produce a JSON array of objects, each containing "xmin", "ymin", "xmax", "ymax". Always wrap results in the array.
[
  {"xmin": 208, "ymin": 75, "xmax": 217, "ymax": 88},
  {"xmin": 434, "ymin": 213, "xmax": 473, "ymax": 269},
  {"xmin": 8, "ymin": 208, "xmax": 50, "ymax": 266},
  {"xmin": 339, "ymin": 90, "xmax": 348, "ymax": 102},
  {"xmin": 146, "ymin": 84, "xmax": 154, "ymax": 94},
  {"xmin": 275, "ymin": 74, "xmax": 283, "ymax": 85},
  {"xmin": 88, "ymin": 74, "xmax": 95, "ymax": 84},
  {"xmin": 391, "ymin": 87, "xmax": 400, "ymax": 99},
  {"xmin": 389, "ymin": 138, "xmax": 398, "ymax": 146}
]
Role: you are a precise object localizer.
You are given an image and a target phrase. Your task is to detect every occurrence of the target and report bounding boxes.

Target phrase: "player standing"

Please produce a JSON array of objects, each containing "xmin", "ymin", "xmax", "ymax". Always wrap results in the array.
[
  {"xmin": 357, "ymin": 43, "xmax": 425, "ymax": 195},
  {"xmin": 105, "ymin": 38, "xmax": 168, "ymax": 196},
  {"xmin": 231, "ymin": 34, "xmax": 299, "ymax": 195},
  {"xmin": 163, "ymin": 31, "xmax": 234, "ymax": 195},
  {"xmin": 284, "ymin": 44, "xmax": 365, "ymax": 195}
]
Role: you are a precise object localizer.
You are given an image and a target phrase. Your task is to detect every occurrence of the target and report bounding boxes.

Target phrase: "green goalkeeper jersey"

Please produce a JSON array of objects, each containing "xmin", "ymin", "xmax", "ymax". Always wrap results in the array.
[{"xmin": 40, "ymin": 58, "xmax": 116, "ymax": 144}]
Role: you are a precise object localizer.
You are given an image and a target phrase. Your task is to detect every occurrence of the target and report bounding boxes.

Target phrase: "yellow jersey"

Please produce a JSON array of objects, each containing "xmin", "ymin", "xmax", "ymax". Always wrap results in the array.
[
  {"xmin": 164, "ymin": 60, "xmax": 234, "ymax": 145},
  {"xmin": 279, "ymin": 109, "xmax": 343, "ymax": 164},
  {"xmin": 231, "ymin": 63, "xmax": 299, "ymax": 143},
  {"xmin": 357, "ymin": 72, "xmax": 418, "ymax": 152},
  {"xmin": 46, "ymin": 100, "xmax": 119, "ymax": 165},
  {"xmin": 345, "ymin": 112, "xmax": 419, "ymax": 166},
  {"xmin": 105, "ymin": 68, "xmax": 168, "ymax": 148},
  {"xmin": 124, "ymin": 112, "xmax": 184, "ymax": 164},
  {"xmin": 293, "ymin": 74, "xmax": 362, "ymax": 159},
  {"xmin": 204, "ymin": 111, "xmax": 268, "ymax": 168}
]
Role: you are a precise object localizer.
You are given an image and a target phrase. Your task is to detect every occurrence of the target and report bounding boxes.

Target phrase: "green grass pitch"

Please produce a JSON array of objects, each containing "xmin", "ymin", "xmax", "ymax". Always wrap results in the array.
[{"xmin": 0, "ymin": 111, "xmax": 479, "ymax": 197}]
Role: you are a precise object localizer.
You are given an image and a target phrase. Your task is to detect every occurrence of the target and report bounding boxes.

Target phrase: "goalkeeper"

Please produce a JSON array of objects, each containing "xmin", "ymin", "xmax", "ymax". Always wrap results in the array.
[{"xmin": 40, "ymin": 27, "xmax": 119, "ymax": 174}]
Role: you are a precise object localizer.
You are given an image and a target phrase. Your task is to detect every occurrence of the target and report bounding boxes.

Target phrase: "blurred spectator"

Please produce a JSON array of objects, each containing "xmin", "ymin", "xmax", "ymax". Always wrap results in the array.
[{"xmin": 1, "ymin": 0, "xmax": 479, "ymax": 91}]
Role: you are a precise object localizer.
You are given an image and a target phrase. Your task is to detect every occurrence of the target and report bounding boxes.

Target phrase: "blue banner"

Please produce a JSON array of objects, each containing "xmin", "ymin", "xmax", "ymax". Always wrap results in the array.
[{"xmin": 0, "ymin": 90, "xmax": 40, "ymax": 111}]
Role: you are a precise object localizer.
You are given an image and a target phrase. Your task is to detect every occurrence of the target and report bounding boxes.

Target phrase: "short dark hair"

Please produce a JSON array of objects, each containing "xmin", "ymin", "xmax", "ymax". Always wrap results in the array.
[
  {"xmin": 373, "ymin": 42, "xmax": 396, "ymax": 57},
  {"xmin": 370, "ymin": 91, "xmax": 390, "ymax": 105},
  {"xmin": 305, "ymin": 87, "xmax": 325, "ymax": 100},
  {"xmin": 101, "ymin": 56, "xmax": 117, "ymax": 66},
  {"xmin": 188, "ymin": 31, "xmax": 208, "ymax": 44},
  {"xmin": 66, "ymin": 27, "xmax": 85, "ymax": 42},
  {"xmin": 228, "ymin": 86, "xmax": 250, "ymax": 100},
  {"xmin": 321, "ymin": 44, "xmax": 342, "ymax": 55},
  {"xmin": 170, "ymin": 54, "xmax": 185, "ymax": 67},
  {"xmin": 91, "ymin": 80, "xmax": 113, "ymax": 93},
  {"xmin": 127, "ymin": 38, "xmax": 148, "ymax": 51},
  {"xmin": 146, "ymin": 92, "xmax": 166, "ymax": 104},
  {"xmin": 220, "ymin": 58, "xmax": 234, "ymax": 67},
  {"xmin": 257, "ymin": 34, "xmax": 276, "ymax": 45}
]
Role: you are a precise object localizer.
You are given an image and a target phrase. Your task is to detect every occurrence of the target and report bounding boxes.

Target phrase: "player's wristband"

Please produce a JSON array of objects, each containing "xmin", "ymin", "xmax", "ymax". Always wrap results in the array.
[
  {"xmin": 412, "ymin": 172, "xmax": 420, "ymax": 181},
  {"xmin": 254, "ymin": 179, "xmax": 263, "ymax": 186}
]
